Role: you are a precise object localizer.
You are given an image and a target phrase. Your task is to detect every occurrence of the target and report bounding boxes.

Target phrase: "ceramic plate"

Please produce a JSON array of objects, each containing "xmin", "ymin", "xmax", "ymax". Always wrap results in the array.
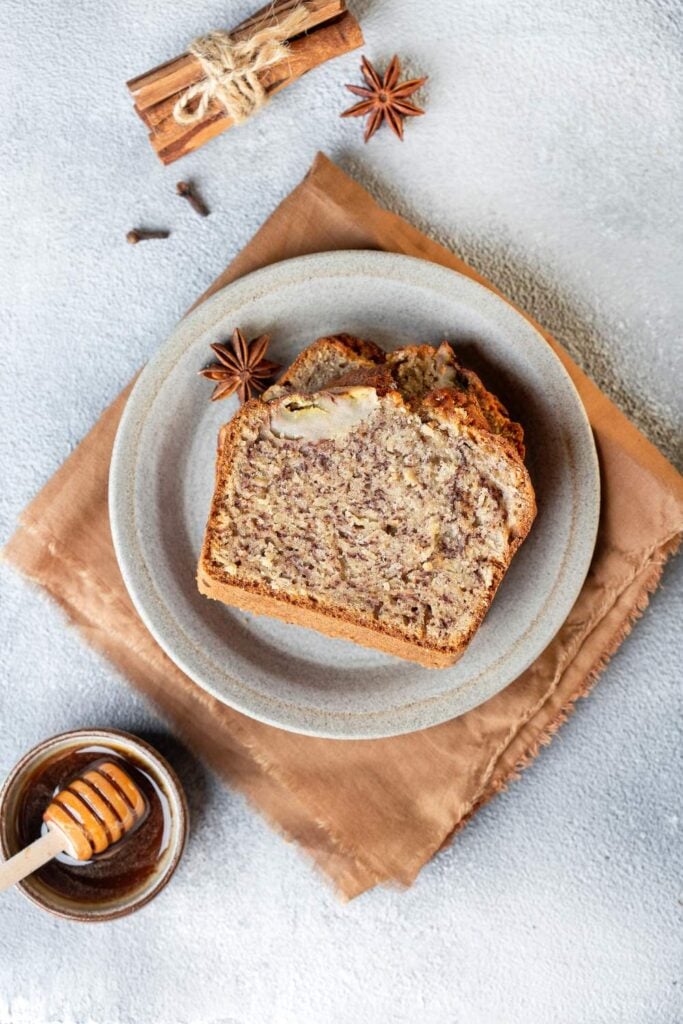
[{"xmin": 110, "ymin": 251, "xmax": 599, "ymax": 739}]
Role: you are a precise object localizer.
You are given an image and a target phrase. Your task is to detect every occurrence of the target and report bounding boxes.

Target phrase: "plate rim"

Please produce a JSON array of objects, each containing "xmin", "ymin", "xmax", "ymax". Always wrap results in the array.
[{"xmin": 109, "ymin": 250, "xmax": 600, "ymax": 739}]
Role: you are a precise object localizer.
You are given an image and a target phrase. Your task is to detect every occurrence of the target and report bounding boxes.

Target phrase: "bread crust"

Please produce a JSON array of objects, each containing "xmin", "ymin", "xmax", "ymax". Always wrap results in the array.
[
  {"xmin": 198, "ymin": 336, "xmax": 536, "ymax": 668},
  {"xmin": 197, "ymin": 569, "xmax": 461, "ymax": 668}
]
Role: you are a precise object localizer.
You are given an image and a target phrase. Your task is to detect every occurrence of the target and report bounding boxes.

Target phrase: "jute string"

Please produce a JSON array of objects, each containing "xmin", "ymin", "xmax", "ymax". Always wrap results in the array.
[{"xmin": 173, "ymin": 6, "xmax": 309, "ymax": 126}]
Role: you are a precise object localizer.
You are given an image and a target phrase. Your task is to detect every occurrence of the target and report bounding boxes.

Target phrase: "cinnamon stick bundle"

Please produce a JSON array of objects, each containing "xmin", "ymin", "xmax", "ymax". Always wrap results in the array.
[{"xmin": 127, "ymin": 0, "xmax": 363, "ymax": 164}]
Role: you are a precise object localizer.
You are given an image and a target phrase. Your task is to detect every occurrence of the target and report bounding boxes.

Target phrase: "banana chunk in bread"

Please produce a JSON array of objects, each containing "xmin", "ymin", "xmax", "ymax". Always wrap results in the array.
[{"xmin": 198, "ymin": 338, "xmax": 536, "ymax": 668}]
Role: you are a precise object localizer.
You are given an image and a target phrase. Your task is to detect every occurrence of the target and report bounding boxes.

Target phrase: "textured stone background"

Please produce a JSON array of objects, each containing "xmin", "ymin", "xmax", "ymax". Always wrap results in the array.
[{"xmin": 0, "ymin": 1, "xmax": 681, "ymax": 1022}]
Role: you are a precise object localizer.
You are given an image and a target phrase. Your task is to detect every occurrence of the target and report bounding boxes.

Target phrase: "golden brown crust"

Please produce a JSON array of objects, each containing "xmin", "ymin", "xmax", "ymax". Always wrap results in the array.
[{"xmin": 197, "ymin": 570, "xmax": 461, "ymax": 668}]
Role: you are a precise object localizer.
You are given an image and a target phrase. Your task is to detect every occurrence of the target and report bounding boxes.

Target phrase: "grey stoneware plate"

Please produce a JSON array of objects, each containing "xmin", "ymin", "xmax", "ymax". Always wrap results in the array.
[{"xmin": 110, "ymin": 251, "xmax": 600, "ymax": 740}]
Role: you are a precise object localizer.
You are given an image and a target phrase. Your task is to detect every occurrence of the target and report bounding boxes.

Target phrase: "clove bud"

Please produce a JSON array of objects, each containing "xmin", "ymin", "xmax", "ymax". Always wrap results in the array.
[
  {"xmin": 126, "ymin": 229, "xmax": 170, "ymax": 244},
  {"xmin": 176, "ymin": 181, "xmax": 210, "ymax": 218}
]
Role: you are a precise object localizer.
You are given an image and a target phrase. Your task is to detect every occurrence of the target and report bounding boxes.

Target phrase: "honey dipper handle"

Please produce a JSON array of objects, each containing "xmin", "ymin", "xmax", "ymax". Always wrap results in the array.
[{"xmin": 0, "ymin": 827, "xmax": 66, "ymax": 893}]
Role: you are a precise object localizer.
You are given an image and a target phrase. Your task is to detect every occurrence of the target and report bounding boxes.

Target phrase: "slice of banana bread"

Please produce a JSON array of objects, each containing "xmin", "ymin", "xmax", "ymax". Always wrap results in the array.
[{"xmin": 198, "ymin": 341, "xmax": 535, "ymax": 668}]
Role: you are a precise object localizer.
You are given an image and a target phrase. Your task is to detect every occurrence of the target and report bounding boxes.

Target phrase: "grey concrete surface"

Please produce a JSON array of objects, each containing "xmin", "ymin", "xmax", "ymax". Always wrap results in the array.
[{"xmin": 0, "ymin": 1, "xmax": 681, "ymax": 1021}]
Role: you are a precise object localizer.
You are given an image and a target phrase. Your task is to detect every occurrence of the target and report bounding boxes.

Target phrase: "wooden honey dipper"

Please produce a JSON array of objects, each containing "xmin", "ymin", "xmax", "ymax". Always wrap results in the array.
[{"xmin": 0, "ymin": 760, "xmax": 147, "ymax": 893}]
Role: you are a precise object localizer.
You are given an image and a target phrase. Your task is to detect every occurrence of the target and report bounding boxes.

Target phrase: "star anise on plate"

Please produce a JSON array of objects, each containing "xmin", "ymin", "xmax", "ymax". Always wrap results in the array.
[
  {"xmin": 341, "ymin": 55, "xmax": 427, "ymax": 142},
  {"xmin": 199, "ymin": 328, "xmax": 281, "ymax": 403}
]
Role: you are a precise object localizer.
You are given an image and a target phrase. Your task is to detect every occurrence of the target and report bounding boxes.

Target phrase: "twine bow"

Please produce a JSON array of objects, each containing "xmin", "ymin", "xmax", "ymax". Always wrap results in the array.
[{"xmin": 173, "ymin": 6, "xmax": 309, "ymax": 126}]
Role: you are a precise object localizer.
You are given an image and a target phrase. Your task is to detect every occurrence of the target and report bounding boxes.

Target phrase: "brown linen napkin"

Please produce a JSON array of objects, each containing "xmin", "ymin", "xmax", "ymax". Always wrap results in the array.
[{"xmin": 5, "ymin": 153, "xmax": 683, "ymax": 898}]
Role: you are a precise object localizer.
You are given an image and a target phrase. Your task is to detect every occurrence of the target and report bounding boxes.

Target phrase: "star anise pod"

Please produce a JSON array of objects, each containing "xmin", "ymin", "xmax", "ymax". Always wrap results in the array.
[
  {"xmin": 341, "ymin": 55, "xmax": 427, "ymax": 142},
  {"xmin": 199, "ymin": 328, "xmax": 281, "ymax": 403}
]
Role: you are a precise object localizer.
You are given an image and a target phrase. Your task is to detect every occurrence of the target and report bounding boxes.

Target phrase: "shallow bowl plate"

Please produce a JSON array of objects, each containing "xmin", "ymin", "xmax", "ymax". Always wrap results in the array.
[{"xmin": 110, "ymin": 251, "xmax": 599, "ymax": 739}]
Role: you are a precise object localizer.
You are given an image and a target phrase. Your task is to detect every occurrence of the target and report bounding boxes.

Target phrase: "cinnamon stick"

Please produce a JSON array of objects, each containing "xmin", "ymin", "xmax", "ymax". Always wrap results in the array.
[
  {"xmin": 129, "ymin": 0, "xmax": 346, "ymax": 112},
  {"xmin": 149, "ymin": 16, "xmax": 362, "ymax": 164},
  {"xmin": 127, "ymin": 0, "xmax": 361, "ymax": 164}
]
